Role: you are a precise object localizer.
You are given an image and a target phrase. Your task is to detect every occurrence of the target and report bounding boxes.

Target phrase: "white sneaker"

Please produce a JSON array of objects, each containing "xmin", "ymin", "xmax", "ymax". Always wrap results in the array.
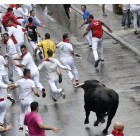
[{"xmin": 60, "ymin": 89, "xmax": 65, "ymax": 99}]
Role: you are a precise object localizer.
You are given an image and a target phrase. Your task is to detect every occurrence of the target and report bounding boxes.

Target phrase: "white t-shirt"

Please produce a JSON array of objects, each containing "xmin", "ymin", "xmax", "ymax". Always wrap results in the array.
[
  {"xmin": 21, "ymin": 52, "xmax": 38, "ymax": 75},
  {"xmin": 0, "ymin": 80, "xmax": 7, "ymax": 98},
  {"xmin": 8, "ymin": 25, "xmax": 26, "ymax": 44},
  {"xmin": 57, "ymin": 41, "xmax": 73, "ymax": 59},
  {"xmin": 38, "ymin": 57, "xmax": 67, "ymax": 80},
  {"xmin": 13, "ymin": 7, "xmax": 27, "ymax": 18},
  {"xmin": 0, "ymin": 4, "xmax": 7, "ymax": 13},
  {"xmin": 6, "ymin": 38, "xmax": 17, "ymax": 57},
  {"xmin": 0, "ymin": 55, "xmax": 7, "ymax": 75},
  {"xmin": 15, "ymin": 78, "xmax": 35, "ymax": 100}
]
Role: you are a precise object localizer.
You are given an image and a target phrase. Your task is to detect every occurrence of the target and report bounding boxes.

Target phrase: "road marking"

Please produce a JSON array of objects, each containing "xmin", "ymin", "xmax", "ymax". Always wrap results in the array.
[{"xmin": 47, "ymin": 15, "xmax": 56, "ymax": 22}]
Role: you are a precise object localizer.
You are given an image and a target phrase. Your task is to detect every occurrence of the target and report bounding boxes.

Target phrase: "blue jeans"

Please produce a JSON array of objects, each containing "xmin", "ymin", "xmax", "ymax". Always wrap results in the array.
[{"xmin": 122, "ymin": 9, "xmax": 131, "ymax": 27}]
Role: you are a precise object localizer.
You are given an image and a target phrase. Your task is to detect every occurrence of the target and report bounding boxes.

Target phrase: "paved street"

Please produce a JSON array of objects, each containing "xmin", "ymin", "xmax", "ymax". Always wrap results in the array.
[{"xmin": 1, "ymin": 4, "xmax": 140, "ymax": 136}]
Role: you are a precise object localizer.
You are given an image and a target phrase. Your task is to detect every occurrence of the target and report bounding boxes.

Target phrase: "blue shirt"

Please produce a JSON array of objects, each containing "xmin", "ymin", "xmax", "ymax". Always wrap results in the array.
[
  {"xmin": 23, "ymin": 16, "xmax": 41, "ymax": 27},
  {"xmin": 83, "ymin": 10, "xmax": 90, "ymax": 24}
]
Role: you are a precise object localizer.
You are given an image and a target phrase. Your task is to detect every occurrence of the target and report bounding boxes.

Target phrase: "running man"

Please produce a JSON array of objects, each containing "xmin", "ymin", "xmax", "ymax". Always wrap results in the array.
[
  {"xmin": 0, "ymin": 4, "xmax": 7, "ymax": 35},
  {"xmin": 7, "ymin": 19, "xmax": 29, "ymax": 56},
  {"xmin": 13, "ymin": 4, "xmax": 28, "ymax": 25},
  {"xmin": 23, "ymin": 10, "xmax": 45, "ymax": 28},
  {"xmin": 10, "ymin": 69, "xmax": 39, "ymax": 135},
  {"xmin": 36, "ymin": 33, "xmax": 56, "ymax": 60},
  {"xmin": 57, "ymin": 33, "xmax": 80, "ymax": 86},
  {"xmin": 13, "ymin": 45, "xmax": 46, "ymax": 98},
  {"xmin": 25, "ymin": 17, "xmax": 43, "ymax": 60},
  {"xmin": 0, "ymin": 75, "xmax": 14, "ymax": 127},
  {"xmin": 38, "ymin": 49, "xmax": 69, "ymax": 102},
  {"xmin": 3, "ymin": 33, "xmax": 23, "ymax": 83},
  {"xmin": 83, "ymin": 14, "xmax": 112, "ymax": 68},
  {"xmin": 24, "ymin": 101, "xmax": 60, "ymax": 136},
  {"xmin": 0, "ymin": 45, "xmax": 15, "ymax": 103},
  {"xmin": 63, "ymin": 4, "xmax": 71, "ymax": 19}
]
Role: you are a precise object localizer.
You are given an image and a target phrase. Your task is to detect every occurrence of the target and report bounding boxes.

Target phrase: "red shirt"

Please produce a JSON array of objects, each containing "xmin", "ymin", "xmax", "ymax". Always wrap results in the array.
[
  {"xmin": 9, "ymin": 4, "xmax": 16, "ymax": 8},
  {"xmin": 2, "ymin": 12, "xmax": 21, "ymax": 29},
  {"xmin": 87, "ymin": 20, "xmax": 103, "ymax": 39},
  {"xmin": 25, "ymin": 112, "xmax": 46, "ymax": 136}
]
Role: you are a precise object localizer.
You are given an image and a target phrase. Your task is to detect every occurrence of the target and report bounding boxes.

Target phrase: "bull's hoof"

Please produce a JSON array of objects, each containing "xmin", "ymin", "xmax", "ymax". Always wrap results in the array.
[
  {"xmin": 94, "ymin": 121, "xmax": 98, "ymax": 126},
  {"xmin": 84, "ymin": 120, "xmax": 89, "ymax": 124},
  {"xmin": 102, "ymin": 129, "xmax": 108, "ymax": 135}
]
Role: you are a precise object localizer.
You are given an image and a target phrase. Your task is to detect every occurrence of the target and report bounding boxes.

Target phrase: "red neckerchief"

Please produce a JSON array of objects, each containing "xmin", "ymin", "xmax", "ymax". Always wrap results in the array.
[
  {"xmin": 16, "ymin": 4, "xmax": 20, "ymax": 9},
  {"xmin": 112, "ymin": 129, "xmax": 124, "ymax": 136},
  {"xmin": 24, "ymin": 76, "xmax": 30, "ymax": 79},
  {"xmin": 11, "ymin": 23, "xmax": 17, "ymax": 28},
  {"xmin": 63, "ymin": 39, "xmax": 70, "ymax": 43},
  {"xmin": 28, "ymin": 23, "xmax": 33, "ymax": 27},
  {"xmin": 21, "ymin": 51, "xmax": 28, "ymax": 58},
  {"xmin": 44, "ymin": 58, "xmax": 50, "ymax": 61},
  {"xmin": 3, "ymin": 38, "xmax": 9, "ymax": 44},
  {"xmin": 11, "ymin": 34, "xmax": 17, "ymax": 44}
]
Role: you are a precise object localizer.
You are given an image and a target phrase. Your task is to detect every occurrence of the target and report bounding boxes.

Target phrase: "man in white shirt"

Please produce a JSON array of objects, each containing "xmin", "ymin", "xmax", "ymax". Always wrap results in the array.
[
  {"xmin": 0, "ymin": 75, "xmax": 15, "ymax": 127},
  {"xmin": 13, "ymin": 4, "xmax": 28, "ymax": 25},
  {"xmin": 0, "ymin": 45, "xmax": 15, "ymax": 103},
  {"xmin": 13, "ymin": 45, "xmax": 46, "ymax": 98},
  {"xmin": 3, "ymin": 33, "xmax": 23, "ymax": 82},
  {"xmin": 0, "ymin": 4, "xmax": 7, "ymax": 36},
  {"xmin": 7, "ymin": 19, "xmax": 29, "ymax": 55},
  {"xmin": 57, "ymin": 33, "xmax": 79, "ymax": 86},
  {"xmin": 11, "ymin": 69, "xmax": 39, "ymax": 135},
  {"xmin": 38, "ymin": 49, "xmax": 69, "ymax": 102},
  {"xmin": 22, "ymin": 4, "xmax": 32, "ymax": 16}
]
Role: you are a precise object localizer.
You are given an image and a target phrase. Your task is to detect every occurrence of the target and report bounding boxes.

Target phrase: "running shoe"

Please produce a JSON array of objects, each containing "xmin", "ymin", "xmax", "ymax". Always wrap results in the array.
[{"xmin": 7, "ymin": 94, "xmax": 15, "ymax": 103}]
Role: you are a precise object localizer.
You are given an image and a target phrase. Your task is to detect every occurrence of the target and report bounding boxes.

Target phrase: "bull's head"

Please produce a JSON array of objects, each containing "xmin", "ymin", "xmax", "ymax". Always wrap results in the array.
[{"xmin": 74, "ymin": 80, "xmax": 106, "ymax": 90}]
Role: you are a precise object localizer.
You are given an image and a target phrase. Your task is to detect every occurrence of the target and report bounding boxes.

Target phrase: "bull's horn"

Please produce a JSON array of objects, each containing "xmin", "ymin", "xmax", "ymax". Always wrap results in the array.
[{"xmin": 74, "ymin": 83, "xmax": 84, "ymax": 88}]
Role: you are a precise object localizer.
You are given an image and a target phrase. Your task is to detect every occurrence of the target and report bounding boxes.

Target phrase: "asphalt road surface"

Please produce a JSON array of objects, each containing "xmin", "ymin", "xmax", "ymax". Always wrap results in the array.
[{"xmin": 1, "ymin": 4, "xmax": 140, "ymax": 136}]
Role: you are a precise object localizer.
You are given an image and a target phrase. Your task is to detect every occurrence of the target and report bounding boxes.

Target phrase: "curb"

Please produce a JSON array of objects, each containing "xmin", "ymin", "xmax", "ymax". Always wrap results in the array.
[{"xmin": 71, "ymin": 5, "xmax": 140, "ymax": 57}]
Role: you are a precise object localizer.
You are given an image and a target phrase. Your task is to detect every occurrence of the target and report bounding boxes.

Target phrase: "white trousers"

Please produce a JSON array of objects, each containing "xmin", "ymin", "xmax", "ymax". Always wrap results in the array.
[
  {"xmin": 92, "ymin": 37, "xmax": 104, "ymax": 61},
  {"xmin": 83, "ymin": 24, "xmax": 92, "ymax": 46},
  {"xmin": 31, "ymin": 70, "xmax": 43, "ymax": 92},
  {"xmin": 17, "ymin": 19, "xmax": 24, "ymax": 25},
  {"xmin": 20, "ymin": 99, "xmax": 33, "ymax": 127},
  {"xmin": 0, "ymin": 100, "xmax": 6, "ymax": 124},
  {"xmin": 15, "ymin": 42, "xmax": 24, "ymax": 56},
  {"xmin": 29, "ymin": 41, "xmax": 37, "ymax": 51},
  {"xmin": 48, "ymin": 77, "xmax": 62, "ymax": 100},
  {"xmin": 1, "ymin": 75, "xmax": 14, "ymax": 99},
  {"xmin": 132, "ymin": 12, "xmax": 139, "ymax": 31},
  {"xmin": 0, "ymin": 13, "xmax": 5, "ymax": 34},
  {"xmin": 22, "ymin": 4, "xmax": 32, "ymax": 16},
  {"xmin": 8, "ymin": 54, "xmax": 23, "ymax": 80},
  {"xmin": 16, "ymin": 42, "xmax": 24, "ymax": 55},
  {"xmin": 61, "ymin": 57, "xmax": 79, "ymax": 81},
  {"xmin": 130, "ymin": 6, "xmax": 140, "ymax": 31},
  {"xmin": 1, "ymin": 75, "xmax": 9, "ymax": 84}
]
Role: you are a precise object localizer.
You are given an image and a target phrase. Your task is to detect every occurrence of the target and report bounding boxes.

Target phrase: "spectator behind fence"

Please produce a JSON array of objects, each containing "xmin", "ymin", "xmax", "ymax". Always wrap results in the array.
[{"xmin": 107, "ymin": 122, "xmax": 124, "ymax": 136}]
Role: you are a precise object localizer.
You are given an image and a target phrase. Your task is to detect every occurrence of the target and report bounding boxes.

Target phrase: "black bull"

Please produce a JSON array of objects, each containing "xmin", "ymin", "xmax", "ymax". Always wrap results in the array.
[{"xmin": 75, "ymin": 80, "xmax": 119, "ymax": 135}]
